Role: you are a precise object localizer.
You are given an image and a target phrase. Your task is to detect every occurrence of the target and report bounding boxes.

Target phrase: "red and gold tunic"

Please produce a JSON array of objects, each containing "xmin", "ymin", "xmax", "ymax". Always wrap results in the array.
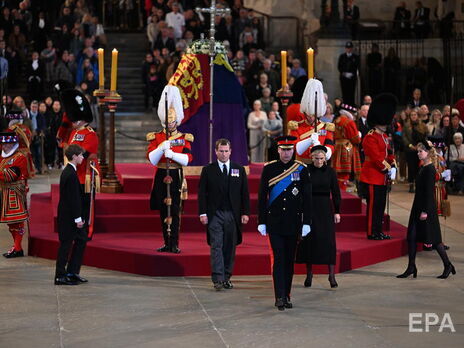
[
  {"xmin": 288, "ymin": 119, "xmax": 335, "ymax": 163},
  {"xmin": 0, "ymin": 150, "xmax": 28, "ymax": 223},
  {"xmin": 68, "ymin": 125, "xmax": 100, "ymax": 188},
  {"xmin": 360, "ymin": 129, "xmax": 396, "ymax": 186},
  {"xmin": 333, "ymin": 114, "xmax": 362, "ymax": 177},
  {"xmin": 8, "ymin": 123, "xmax": 35, "ymax": 179},
  {"xmin": 56, "ymin": 112, "xmax": 73, "ymax": 148},
  {"xmin": 286, "ymin": 103, "xmax": 305, "ymax": 123},
  {"xmin": 146, "ymin": 130, "xmax": 193, "ymax": 168}
]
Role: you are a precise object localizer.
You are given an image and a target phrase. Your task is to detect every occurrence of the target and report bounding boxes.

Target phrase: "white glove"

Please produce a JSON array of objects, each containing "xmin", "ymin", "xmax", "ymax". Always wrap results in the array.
[
  {"xmin": 311, "ymin": 133, "xmax": 321, "ymax": 146},
  {"xmin": 389, "ymin": 167, "xmax": 397, "ymax": 180},
  {"xmin": 343, "ymin": 72, "xmax": 354, "ymax": 79},
  {"xmin": 302, "ymin": 224, "xmax": 311, "ymax": 237},
  {"xmin": 170, "ymin": 152, "xmax": 189, "ymax": 166},
  {"xmin": 158, "ymin": 140, "xmax": 171, "ymax": 151},
  {"xmin": 164, "ymin": 149, "xmax": 174, "ymax": 159},
  {"xmin": 441, "ymin": 169, "xmax": 451, "ymax": 182},
  {"xmin": 325, "ymin": 146, "xmax": 332, "ymax": 160},
  {"xmin": 148, "ymin": 147, "xmax": 164, "ymax": 166},
  {"xmin": 296, "ymin": 137, "xmax": 313, "ymax": 155},
  {"xmin": 258, "ymin": 224, "xmax": 266, "ymax": 236},
  {"xmin": 358, "ymin": 131, "xmax": 362, "ymax": 139}
]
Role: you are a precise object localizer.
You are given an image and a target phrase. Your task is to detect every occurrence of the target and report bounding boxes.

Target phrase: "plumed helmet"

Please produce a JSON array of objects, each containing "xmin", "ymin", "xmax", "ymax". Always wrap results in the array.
[
  {"xmin": 300, "ymin": 78, "xmax": 326, "ymax": 118},
  {"xmin": 291, "ymin": 76, "xmax": 308, "ymax": 103},
  {"xmin": 157, "ymin": 85, "xmax": 184, "ymax": 127},
  {"xmin": 61, "ymin": 89, "xmax": 93, "ymax": 123},
  {"xmin": 367, "ymin": 93, "xmax": 398, "ymax": 128}
]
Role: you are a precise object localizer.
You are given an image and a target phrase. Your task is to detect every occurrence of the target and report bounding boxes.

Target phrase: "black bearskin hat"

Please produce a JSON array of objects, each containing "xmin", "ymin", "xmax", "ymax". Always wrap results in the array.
[
  {"xmin": 291, "ymin": 76, "xmax": 308, "ymax": 103},
  {"xmin": 61, "ymin": 89, "xmax": 93, "ymax": 123},
  {"xmin": 367, "ymin": 93, "xmax": 398, "ymax": 128}
]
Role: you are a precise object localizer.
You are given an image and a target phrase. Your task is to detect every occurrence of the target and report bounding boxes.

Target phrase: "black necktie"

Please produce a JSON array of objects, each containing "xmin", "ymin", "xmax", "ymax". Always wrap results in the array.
[{"xmin": 222, "ymin": 163, "xmax": 227, "ymax": 176}]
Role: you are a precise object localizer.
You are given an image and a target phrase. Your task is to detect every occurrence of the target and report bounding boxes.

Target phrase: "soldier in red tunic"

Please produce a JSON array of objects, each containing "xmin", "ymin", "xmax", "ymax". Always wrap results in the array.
[
  {"xmin": 147, "ymin": 85, "xmax": 193, "ymax": 253},
  {"xmin": 288, "ymin": 79, "xmax": 335, "ymax": 164},
  {"xmin": 60, "ymin": 89, "xmax": 100, "ymax": 241},
  {"xmin": 360, "ymin": 94, "xmax": 398, "ymax": 240},
  {"xmin": 0, "ymin": 132, "xmax": 29, "ymax": 258},
  {"xmin": 332, "ymin": 104, "xmax": 362, "ymax": 191}
]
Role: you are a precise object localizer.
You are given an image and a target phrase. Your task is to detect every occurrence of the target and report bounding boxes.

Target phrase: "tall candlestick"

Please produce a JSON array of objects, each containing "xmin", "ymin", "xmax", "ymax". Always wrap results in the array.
[
  {"xmin": 110, "ymin": 48, "xmax": 118, "ymax": 92},
  {"xmin": 281, "ymin": 51, "xmax": 287, "ymax": 90},
  {"xmin": 98, "ymin": 48, "xmax": 104, "ymax": 89},
  {"xmin": 307, "ymin": 48, "xmax": 314, "ymax": 79}
]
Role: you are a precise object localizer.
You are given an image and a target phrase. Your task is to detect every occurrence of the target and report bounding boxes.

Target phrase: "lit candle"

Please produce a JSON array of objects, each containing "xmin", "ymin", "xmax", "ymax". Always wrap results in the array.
[
  {"xmin": 98, "ymin": 48, "xmax": 104, "ymax": 89},
  {"xmin": 307, "ymin": 48, "xmax": 314, "ymax": 79},
  {"xmin": 110, "ymin": 48, "xmax": 118, "ymax": 92},
  {"xmin": 281, "ymin": 51, "xmax": 287, "ymax": 90}
]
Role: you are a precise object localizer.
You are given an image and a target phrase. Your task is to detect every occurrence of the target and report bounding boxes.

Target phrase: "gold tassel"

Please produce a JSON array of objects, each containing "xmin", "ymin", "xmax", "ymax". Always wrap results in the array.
[
  {"xmin": 85, "ymin": 174, "xmax": 91, "ymax": 193},
  {"xmin": 95, "ymin": 174, "xmax": 101, "ymax": 193},
  {"xmin": 181, "ymin": 177, "xmax": 188, "ymax": 200}
]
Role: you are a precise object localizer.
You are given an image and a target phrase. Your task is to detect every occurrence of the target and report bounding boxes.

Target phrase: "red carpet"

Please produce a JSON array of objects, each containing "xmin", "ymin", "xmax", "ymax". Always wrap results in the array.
[{"xmin": 28, "ymin": 163, "xmax": 408, "ymax": 276}]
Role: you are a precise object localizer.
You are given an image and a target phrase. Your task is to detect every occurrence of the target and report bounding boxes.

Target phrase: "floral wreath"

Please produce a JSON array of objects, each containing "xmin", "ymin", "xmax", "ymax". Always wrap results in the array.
[{"xmin": 186, "ymin": 39, "xmax": 228, "ymax": 55}]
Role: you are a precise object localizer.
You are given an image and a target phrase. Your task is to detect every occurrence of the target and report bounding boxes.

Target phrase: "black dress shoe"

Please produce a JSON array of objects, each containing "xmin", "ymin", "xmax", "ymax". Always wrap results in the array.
[
  {"xmin": 67, "ymin": 274, "xmax": 88, "ymax": 283},
  {"xmin": 223, "ymin": 280, "xmax": 233, "ymax": 289},
  {"xmin": 328, "ymin": 276, "xmax": 338, "ymax": 288},
  {"xmin": 170, "ymin": 246, "xmax": 181, "ymax": 254},
  {"xmin": 380, "ymin": 233, "xmax": 391, "ymax": 240},
  {"xmin": 284, "ymin": 297, "xmax": 293, "ymax": 309},
  {"xmin": 157, "ymin": 245, "xmax": 170, "ymax": 252},
  {"xmin": 55, "ymin": 276, "xmax": 78, "ymax": 285},
  {"xmin": 3, "ymin": 249, "xmax": 24, "ymax": 258},
  {"xmin": 367, "ymin": 235, "xmax": 382, "ymax": 240},
  {"xmin": 437, "ymin": 263, "xmax": 456, "ymax": 279},
  {"xmin": 304, "ymin": 273, "xmax": 313, "ymax": 287},
  {"xmin": 275, "ymin": 298, "xmax": 285, "ymax": 311},
  {"xmin": 213, "ymin": 282, "xmax": 223, "ymax": 291}
]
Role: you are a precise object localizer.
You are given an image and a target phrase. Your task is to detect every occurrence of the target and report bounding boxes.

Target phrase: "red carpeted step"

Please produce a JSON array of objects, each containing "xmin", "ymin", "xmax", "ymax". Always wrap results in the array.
[
  {"xmin": 94, "ymin": 192, "xmax": 363, "ymax": 215},
  {"xmin": 70, "ymin": 213, "xmax": 388, "ymax": 234}
]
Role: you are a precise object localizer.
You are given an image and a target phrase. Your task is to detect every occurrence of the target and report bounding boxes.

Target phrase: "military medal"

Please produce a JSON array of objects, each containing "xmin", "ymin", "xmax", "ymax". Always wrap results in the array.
[
  {"xmin": 231, "ymin": 169, "xmax": 239, "ymax": 177},
  {"xmin": 292, "ymin": 187, "xmax": 299, "ymax": 196},
  {"xmin": 291, "ymin": 172, "xmax": 300, "ymax": 181},
  {"xmin": 73, "ymin": 133, "xmax": 85, "ymax": 141}
]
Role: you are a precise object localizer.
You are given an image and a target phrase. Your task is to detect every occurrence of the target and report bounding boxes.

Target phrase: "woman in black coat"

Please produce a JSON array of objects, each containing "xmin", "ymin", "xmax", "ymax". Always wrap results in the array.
[
  {"xmin": 296, "ymin": 145, "xmax": 341, "ymax": 288},
  {"xmin": 397, "ymin": 142, "xmax": 456, "ymax": 279}
]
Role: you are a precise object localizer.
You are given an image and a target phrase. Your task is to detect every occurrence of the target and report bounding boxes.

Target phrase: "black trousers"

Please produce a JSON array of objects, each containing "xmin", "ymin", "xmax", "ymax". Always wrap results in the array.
[
  {"xmin": 340, "ymin": 77, "xmax": 356, "ymax": 105},
  {"xmin": 269, "ymin": 233, "xmax": 298, "ymax": 300},
  {"xmin": 160, "ymin": 203, "xmax": 180, "ymax": 246},
  {"xmin": 364, "ymin": 183, "xmax": 387, "ymax": 237},
  {"xmin": 406, "ymin": 149, "xmax": 419, "ymax": 183},
  {"xmin": 55, "ymin": 226, "xmax": 87, "ymax": 278},
  {"xmin": 208, "ymin": 210, "xmax": 237, "ymax": 282}
]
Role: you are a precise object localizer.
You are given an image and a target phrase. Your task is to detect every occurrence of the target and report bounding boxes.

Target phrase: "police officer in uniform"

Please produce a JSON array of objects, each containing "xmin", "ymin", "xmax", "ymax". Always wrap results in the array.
[
  {"xmin": 258, "ymin": 135, "xmax": 312, "ymax": 310},
  {"xmin": 147, "ymin": 85, "xmax": 193, "ymax": 253},
  {"xmin": 337, "ymin": 41, "xmax": 360, "ymax": 106},
  {"xmin": 360, "ymin": 94, "xmax": 398, "ymax": 240}
]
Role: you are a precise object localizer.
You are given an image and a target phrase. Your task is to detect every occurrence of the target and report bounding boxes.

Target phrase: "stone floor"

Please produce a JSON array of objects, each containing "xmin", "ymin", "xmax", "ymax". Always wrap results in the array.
[{"xmin": 0, "ymin": 172, "xmax": 463, "ymax": 348}]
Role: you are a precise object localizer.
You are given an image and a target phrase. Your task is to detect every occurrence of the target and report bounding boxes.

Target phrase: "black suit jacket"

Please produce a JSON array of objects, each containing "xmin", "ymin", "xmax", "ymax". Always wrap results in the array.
[
  {"xmin": 57, "ymin": 164, "xmax": 83, "ymax": 240},
  {"xmin": 198, "ymin": 161, "xmax": 250, "ymax": 245}
]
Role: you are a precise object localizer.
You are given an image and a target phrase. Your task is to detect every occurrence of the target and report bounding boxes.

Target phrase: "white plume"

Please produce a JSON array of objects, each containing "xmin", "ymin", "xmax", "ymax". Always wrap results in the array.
[
  {"xmin": 157, "ymin": 85, "xmax": 184, "ymax": 126},
  {"xmin": 300, "ymin": 78, "xmax": 326, "ymax": 118}
]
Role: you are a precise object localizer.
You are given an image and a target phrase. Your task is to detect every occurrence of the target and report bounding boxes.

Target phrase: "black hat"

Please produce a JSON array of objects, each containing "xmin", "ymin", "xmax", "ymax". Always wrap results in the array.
[
  {"xmin": 61, "ymin": 89, "xmax": 93, "ymax": 123},
  {"xmin": 310, "ymin": 145, "xmax": 327, "ymax": 153},
  {"xmin": 367, "ymin": 93, "xmax": 398, "ymax": 128},
  {"xmin": 275, "ymin": 135, "xmax": 297, "ymax": 149},
  {"xmin": 291, "ymin": 76, "xmax": 308, "ymax": 103},
  {"xmin": 0, "ymin": 131, "xmax": 18, "ymax": 143},
  {"xmin": 345, "ymin": 41, "xmax": 353, "ymax": 48}
]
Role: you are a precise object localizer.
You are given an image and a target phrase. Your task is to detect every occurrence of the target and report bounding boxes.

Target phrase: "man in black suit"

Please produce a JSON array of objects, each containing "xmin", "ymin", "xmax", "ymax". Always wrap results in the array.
[
  {"xmin": 54, "ymin": 144, "xmax": 88, "ymax": 285},
  {"xmin": 344, "ymin": 0, "xmax": 360, "ymax": 39},
  {"xmin": 338, "ymin": 41, "xmax": 360, "ymax": 106},
  {"xmin": 199, "ymin": 139, "xmax": 250, "ymax": 291},
  {"xmin": 413, "ymin": 1, "xmax": 430, "ymax": 38},
  {"xmin": 258, "ymin": 136, "xmax": 312, "ymax": 310}
]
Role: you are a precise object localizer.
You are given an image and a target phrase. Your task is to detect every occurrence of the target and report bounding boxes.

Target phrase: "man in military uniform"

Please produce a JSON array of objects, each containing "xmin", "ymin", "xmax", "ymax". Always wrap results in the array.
[
  {"xmin": 337, "ymin": 41, "xmax": 360, "ymax": 105},
  {"xmin": 333, "ymin": 104, "xmax": 362, "ymax": 191},
  {"xmin": 147, "ymin": 85, "xmax": 193, "ymax": 253},
  {"xmin": 258, "ymin": 135, "xmax": 312, "ymax": 311},
  {"xmin": 0, "ymin": 132, "xmax": 29, "ymax": 258},
  {"xmin": 61, "ymin": 88, "xmax": 100, "ymax": 245},
  {"xmin": 289, "ymin": 78, "xmax": 335, "ymax": 164},
  {"xmin": 360, "ymin": 94, "xmax": 398, "ymax": 240}
]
